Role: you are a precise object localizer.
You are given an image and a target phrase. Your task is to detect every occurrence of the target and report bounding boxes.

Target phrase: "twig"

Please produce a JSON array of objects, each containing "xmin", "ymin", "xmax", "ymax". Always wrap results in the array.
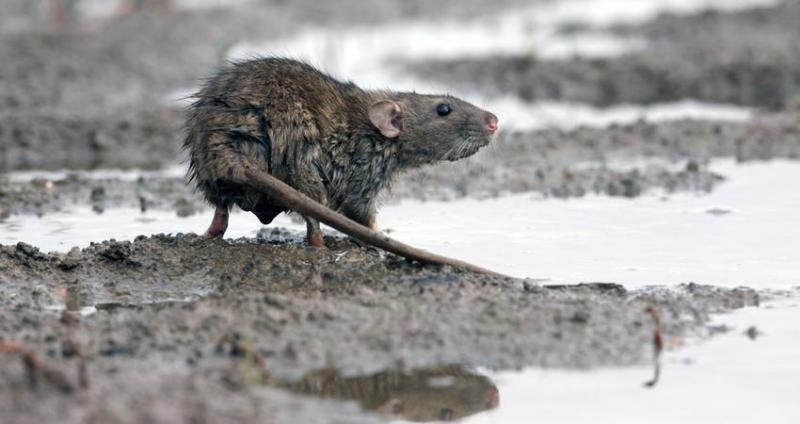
[
  {"xmin": 61, "ymin": 311, "xmax": 89, "ymax": 389},
  {"xmin": 241, "ymin": 163, "xmax": 510, "ymax": 277},
  {"xmin": 643, "ymin": 306, "xmax": 663, "ymax": 388},
  {"xmin": 59, "ymin": 285, "xmax": 89, "ymax": 389},
  {"xmin": 0, "ymin": 341, "xmax": 75, "ymax": 393}
]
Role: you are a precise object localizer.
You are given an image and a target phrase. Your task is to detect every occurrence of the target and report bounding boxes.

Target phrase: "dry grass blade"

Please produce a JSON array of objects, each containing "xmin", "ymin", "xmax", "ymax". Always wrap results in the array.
[{"xmin": 643, "ymin": 306, "xmax": 664, "ymax": 388}]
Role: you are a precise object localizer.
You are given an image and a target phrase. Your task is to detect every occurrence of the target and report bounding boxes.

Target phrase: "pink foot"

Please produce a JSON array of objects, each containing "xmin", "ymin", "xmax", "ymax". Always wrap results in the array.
[
  {"xmin": 308, "ymin": 232, "xmax": 325, "ymax": 248},
  {"xmin": 205, "ymin": 207, "xmax": 229, "ymax": 238}
]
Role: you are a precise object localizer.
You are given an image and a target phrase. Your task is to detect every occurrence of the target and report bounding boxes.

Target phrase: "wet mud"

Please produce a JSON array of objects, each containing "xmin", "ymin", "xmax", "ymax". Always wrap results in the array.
[
  {"xmin": 0, "ymin": 108, "xmax": 182, "ymax": 172},
  {"xmin": 0, "ymin": 234, "xmax": 761, "ymax": 423}
]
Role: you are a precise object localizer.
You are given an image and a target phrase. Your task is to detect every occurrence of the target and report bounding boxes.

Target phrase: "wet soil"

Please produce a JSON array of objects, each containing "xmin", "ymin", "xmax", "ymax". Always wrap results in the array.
[
  {"xmin": 0, "ymin": 171, "xmax": 201, "ymax": 218},
  {"xmin": 0, "ymin": 234, "xmax": 760, "ymax": 423},
  {"xmin": 412, "ymin": 1, "xmax": 800, "ymax": 109}
]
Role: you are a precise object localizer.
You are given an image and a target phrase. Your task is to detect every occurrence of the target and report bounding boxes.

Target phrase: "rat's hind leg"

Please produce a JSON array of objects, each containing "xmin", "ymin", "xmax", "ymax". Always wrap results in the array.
[
  {"xmin": 205, "ymin": 205, "xmax": 229, "ymax": 238},
  {"xmin": 366, "ymin": 214, "xmax": 379, "ymax": 231},
  {"xmin": 343, "ymin": 203, "xmax": 379, "ymax": 231},
  {"xmin": 304, "ymin": 216, "xmax": 324, "ymax": 248}
]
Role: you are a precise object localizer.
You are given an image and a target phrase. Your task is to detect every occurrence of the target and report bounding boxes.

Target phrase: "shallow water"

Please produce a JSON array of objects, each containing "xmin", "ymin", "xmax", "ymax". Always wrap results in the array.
[
  {"xmin": 74, "ymin": 0, "xmax": 260, "ymax": 21},
  {"xmin": 250, "ymin": 294, "xmax": 797, "ymax": 424},
  {"xmin": 474, "ymin": 98, "xmax": 751, "ymax": 132},
  {"xmin": 381, "ymin": 160, "xmax": 800, "ymax": 289},
  {"xmin": 0, "ymin": 205, "xmax": 276, "ymax": 253},
  {"xmin": 450, "ymin": 296, "xmax": 800, "ymax": 424},
  {"xmin": 6, "ymin": 159, "xmax": 797, "ymax": 290},
  {"xmin": 6, "ymin": 165, "xmax": 186, "ymax": 184},
  {"xmin": 222, "ymin": 0, "xmax": 757, "ymax": 132},
  {"xmin": 230, "ymin": 0, "xmax": 780, "ymax": 65}
]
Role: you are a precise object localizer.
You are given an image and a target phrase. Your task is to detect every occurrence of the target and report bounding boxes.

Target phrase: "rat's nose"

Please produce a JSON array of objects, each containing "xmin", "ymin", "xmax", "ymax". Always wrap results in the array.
[
  {"xmin": 485, "ymin": 113, "xmax": 499, "ymax": 135},
  {"xmin": 486, "ymin": 386, "xmax": 500, "ymax": 409}
]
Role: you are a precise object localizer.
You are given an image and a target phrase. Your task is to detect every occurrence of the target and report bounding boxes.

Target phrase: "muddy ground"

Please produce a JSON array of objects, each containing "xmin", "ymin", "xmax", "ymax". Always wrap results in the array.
[
  {"xmin": 0, "ymin": 235, "xmax": 766, "ymax": 423},
  {"xmin": 2, "ymin": 1, "xmax": 800, "ymax": 423}
]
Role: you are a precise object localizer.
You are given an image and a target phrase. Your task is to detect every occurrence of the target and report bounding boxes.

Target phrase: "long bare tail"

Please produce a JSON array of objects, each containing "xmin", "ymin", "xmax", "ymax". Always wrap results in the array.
[{"xmin": 240, "ymin": 163, "xmax": 510, "ymax": 278}]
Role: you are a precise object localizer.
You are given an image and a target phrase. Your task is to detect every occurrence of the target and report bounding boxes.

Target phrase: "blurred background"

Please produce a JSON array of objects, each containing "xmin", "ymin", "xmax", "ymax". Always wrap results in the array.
[{"xmin": 1, "ymin": 0, "xmax": 797, "ymax": 171}]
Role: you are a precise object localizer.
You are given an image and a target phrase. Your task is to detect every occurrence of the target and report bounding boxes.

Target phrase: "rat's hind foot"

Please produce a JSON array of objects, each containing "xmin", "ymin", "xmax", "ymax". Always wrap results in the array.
[
  {"xmin": 305, "ymin": 217, "xmax": 325, "ymax": 248},
  {"xmin": 204, "ymin": 206, "xmax": 229, "ymax": 238},
  {"xmin": 308, "ymin": 231, "xmax": 324, "ymax": 248}
]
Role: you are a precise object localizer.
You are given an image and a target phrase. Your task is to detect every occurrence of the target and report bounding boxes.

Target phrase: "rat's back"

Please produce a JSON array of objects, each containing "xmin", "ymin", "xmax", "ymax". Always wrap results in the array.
[{"xmin": 183, "ymin": 58, "xmax": 350, "ymax": 214}]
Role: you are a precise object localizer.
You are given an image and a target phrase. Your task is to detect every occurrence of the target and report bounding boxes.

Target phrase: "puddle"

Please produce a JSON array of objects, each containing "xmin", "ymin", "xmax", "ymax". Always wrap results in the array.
[
  {"xmin": 3, "ymin": 159, "xmax": 798, "ymax": 290},
  {"xmin": 6, "ymin": 164, "xmax": 186, "ymax": 184},
  {"xmin": 240, "ymin": 294, "xmax": 797, "ymax": 424},
  {"xmin": 450, "ymin": 296, "xmax": 800, "ymax": 424},
  {"xmin": 221, "ymin": 0, "xmax": 755, "ymax": 132},
  {"xmin": 530, "ymin": 0, "xmax": 781, "ymax": 27},
  {"xmin": 230, "ymin": 13, "xmax": 643, "ymax": 67},
  {"xmin": 485, "ymin": 98, "xmax": 751, "ymax": 131},
  {"xmin": 269, "ymin": 366, "xmax": 498, "ymax": 422},
  {"xmin": 229, "ymin": 0, "xmax": 780, "ymax": 65},
  {"xmin": 379, "ymin": 159, "xmax": 800, "ymax": 289},
  {"xmin": 71, "ymin": 0, "xmax": 259, "ymax": 21},
  {"xmin": 0, "ymin": 206, "xmax": 294, "ymax": 253}
]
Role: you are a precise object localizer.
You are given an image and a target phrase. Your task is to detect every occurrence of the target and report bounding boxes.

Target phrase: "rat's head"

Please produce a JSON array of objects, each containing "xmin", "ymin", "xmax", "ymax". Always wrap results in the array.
[{"xmin": 368, "ymin": 93, "xmax": 498, "ymax": 166}]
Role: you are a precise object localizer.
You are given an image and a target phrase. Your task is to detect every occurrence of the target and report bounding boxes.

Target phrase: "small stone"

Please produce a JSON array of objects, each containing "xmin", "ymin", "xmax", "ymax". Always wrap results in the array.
[
  {"xmin": 90, "ymin": 186, "xmax": 106, "ymax": 202},
  {"xmin": 15, "ymin": 241, "xmax": 39, "ymax": 257},
  {"xmin": 98, "ymin": 242, "xmax": 133, "ymax": 262},
  {"xmin": 744, "ymin": 326, "xmax": 761, "ymax": 340},
  {"xmin": 58, "ymin": 258, "xmax": 81, "ymax": 271}
]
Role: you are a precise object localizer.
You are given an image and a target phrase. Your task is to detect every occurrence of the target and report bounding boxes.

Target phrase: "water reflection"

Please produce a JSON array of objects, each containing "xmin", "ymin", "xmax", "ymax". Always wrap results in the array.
[{"xmin": 278, "ymin": 366, "xmax": 499, "ymax": 422}]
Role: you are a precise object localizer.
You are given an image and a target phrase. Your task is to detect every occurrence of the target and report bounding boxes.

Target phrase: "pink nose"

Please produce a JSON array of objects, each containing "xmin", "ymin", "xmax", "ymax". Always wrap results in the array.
[
  {"xmin": 486, "ymin": 387, "xmax": 500, "ymax": 409},
  {"xmin": 485, "ymin": 114, "xmax": 499, "ymax": 135}
]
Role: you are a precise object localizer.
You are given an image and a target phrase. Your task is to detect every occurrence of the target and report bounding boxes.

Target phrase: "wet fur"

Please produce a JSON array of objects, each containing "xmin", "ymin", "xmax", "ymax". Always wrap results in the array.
[{"xmin": 184, "ymin": 57, "xmax": 493, "ymax": 228}]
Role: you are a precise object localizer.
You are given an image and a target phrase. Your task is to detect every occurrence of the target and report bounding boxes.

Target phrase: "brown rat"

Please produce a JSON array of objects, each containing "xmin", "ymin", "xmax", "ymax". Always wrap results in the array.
[{"xmin": 184, "ymin": 57, "xmax": 498, "ymax": 247}]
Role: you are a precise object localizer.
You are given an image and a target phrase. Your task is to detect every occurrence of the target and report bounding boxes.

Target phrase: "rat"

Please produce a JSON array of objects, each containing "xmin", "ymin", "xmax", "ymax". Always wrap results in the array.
[{"xmin": 184, "ymin": 57, "xmax": 498, "ymax": 247}]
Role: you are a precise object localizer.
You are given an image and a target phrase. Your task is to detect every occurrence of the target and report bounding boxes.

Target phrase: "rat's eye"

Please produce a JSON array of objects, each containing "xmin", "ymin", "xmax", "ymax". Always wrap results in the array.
[{"xmin": 436, "ymin": 103, "xmax": 452, "ymax": 117}]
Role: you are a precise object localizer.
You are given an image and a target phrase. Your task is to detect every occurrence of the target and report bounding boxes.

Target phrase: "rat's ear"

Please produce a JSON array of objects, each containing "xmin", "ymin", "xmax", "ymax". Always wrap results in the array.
[{"xmin": 368, "ymin": 100, "xmax": 403, "ymax": 139}]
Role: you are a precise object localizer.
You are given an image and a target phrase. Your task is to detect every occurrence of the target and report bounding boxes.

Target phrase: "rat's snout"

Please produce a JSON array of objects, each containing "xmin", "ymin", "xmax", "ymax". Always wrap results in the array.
[
  {"xmin": 484, "ymin": 113, "xmax": 499, "ymax": 135},
  {"xmin": 486, "ymin": 386, "xmax": 500, "ymax": 409}
]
